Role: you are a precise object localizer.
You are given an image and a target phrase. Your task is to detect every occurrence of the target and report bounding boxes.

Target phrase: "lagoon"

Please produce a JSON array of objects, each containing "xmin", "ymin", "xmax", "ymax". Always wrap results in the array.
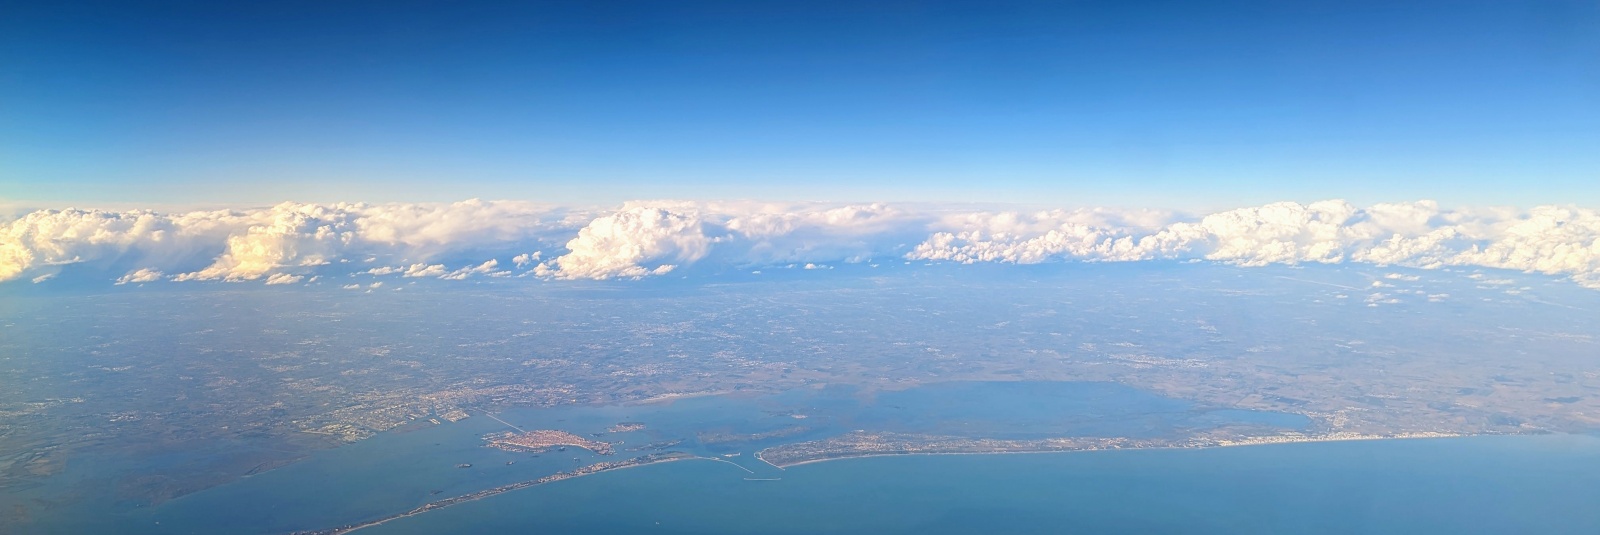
[{"xmin": 55, "ymin": 381, "xmax": 1599, "ymax": 534}]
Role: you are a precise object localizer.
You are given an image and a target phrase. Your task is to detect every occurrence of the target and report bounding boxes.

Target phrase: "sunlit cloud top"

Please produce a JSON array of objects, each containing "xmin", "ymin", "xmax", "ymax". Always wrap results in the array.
[{"xmin": 5, "ymin": 199, "xmax": 1599, "ymax": 289}]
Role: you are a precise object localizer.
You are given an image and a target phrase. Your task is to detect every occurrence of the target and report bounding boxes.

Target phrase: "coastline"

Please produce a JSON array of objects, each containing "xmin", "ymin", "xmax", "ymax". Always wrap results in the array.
[
  {"xmin": 762, "ymin": 431, "xmax": 1482, "ymax": 469},
  {"xmin": 285, "ymin": 430, "xmax": 1506, "ymax": 534},
  {"xmin": 290, "ymin": 452, "xmax": 701, "ymax": 535},
  {"xmin": 629, "ymin": 390, "xmax": 732, "ymax": 405},
  {"xmin": 288, "ymin": 452, "xmax": 769, "ymax": 535},
  {"xmin": 260, "ymin": 432, "xmax": 1600, "ymax": 535}
]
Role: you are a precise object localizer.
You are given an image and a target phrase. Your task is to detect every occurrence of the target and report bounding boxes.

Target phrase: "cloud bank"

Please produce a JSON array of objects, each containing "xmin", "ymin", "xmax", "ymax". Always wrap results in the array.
[
  {"xmin": 2, "ymin": 199, "xmax": 578, "ymax": 283},
  {"xmin": 3, "ymin": 199, "xmax": 1598, "ymax": 288}
]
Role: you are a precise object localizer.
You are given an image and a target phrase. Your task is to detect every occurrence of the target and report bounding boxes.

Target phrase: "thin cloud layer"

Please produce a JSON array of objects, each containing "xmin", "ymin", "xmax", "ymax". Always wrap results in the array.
[{"xmin": 2, "ymin": 199, "xmax": 1598, "ymax": 288}]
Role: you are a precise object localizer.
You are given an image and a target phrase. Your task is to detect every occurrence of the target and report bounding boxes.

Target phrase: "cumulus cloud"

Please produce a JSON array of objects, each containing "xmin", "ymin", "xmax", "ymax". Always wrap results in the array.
[
  {"xmin": 512, "ymin": 252, "xmax": 540, "ymax": 268},
  {"xmin": 533, "ymin": 201, "xmax": 924, "ymax": 280},
  {"xmin": 170, "ymin": 205, "xmax": 353, "ymax": 282},
  {"xmin": 357, "ymin": 259, "xmax": 510, "ymax": 281},
  {"xmin": 400, "ymin": 263, "xmax": 448, "ymax": 278},
  {"xmin": 439, "ymin": 260, "xmax": 505, "ymax": 280},
  {"xmin": 5, "ymin": 198, "xmax": 1600, "ymax": 289},
  {"xmin": 0, "ymin": 207, "xmax": 225, "ymax": 282},
  {"xmin": 534, "ymin": 203, "xmax": 717, "ymax": 280},
  {"xmin": 1, "ymin": 200, "xmax": 575, "ymax": 284},
  {"xmin": 115, "ymin": 268, "xmax": 165, "ymax": 285},
  {"xmin": 263, "ymin": 273, "xmax": 305, "ymax": 285},
  {"xmin": 907, "ymin": 200, "xmax": 1600, "ymax": 289}
]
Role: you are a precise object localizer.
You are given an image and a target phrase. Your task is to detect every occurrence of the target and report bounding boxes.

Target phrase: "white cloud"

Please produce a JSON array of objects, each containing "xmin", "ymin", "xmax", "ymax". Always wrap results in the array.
[
  {"xmin": 907, "ymin": 200, "xmax": 1600, "ymax": 289},
  {"xmin": 535, "ymin": 203, "xmax": 717, "ymax": 280},
  {"xmin": 115, "ymin": 268, "xmax": 165, "ymax": 285},
  {"xmin": 439, "ymin": 259, "xmax": 500, "ymax": 280},
  {"xmin": 402, "ymin": 263, "xmax": 448, "ymax": 278},
  {"xmin": 355, "ymin": 260, "xmax": 508, "ymax": 280},
  {"xmin": 170, "ymin": 205, "xmax": 353, "ymax": 282},
  {"xmin": 512, "ymin": 252, "xmax": 541, "ymax": 268},
  {"xmin": 263, "ymin": 273, "xmax": 304, "ymax": 285},
  {"xmin": 1, "ymin": 200, "xmax": 575, "ymax": 285},
  {"xmin": 5, "ymin": 199, "xmax": 1600, "ymax": 289},
  {"xmin": 1450, "ymin": 206, "xmax": 1600, "ymax": 287},
  {"xmin": 529, "ymin": 201, "xmax": 934, "ymax": 280},
  {"xmin": 1, "ymin": 207, "xmax": 223, "ymax": 283}
]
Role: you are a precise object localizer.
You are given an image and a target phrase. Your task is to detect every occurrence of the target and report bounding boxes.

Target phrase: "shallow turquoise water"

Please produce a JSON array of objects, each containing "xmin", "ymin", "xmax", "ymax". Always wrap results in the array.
[{"xmin": 361, "ymin": 434, "xmax": 1600, "ymax": 535}]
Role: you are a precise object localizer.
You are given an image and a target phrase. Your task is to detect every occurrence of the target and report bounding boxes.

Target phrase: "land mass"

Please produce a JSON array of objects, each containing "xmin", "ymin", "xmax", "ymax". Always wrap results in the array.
[
  {"xmin": 7, "ymin": 267, "xmax": 1599, "ymax": 530},
  {"xmin": 755, "ymin": 429, "xmax": 1472, "ymax": 468},
  {"xmin": 485, "ymin": 430, "xmax": 614, "ymax": 455}
]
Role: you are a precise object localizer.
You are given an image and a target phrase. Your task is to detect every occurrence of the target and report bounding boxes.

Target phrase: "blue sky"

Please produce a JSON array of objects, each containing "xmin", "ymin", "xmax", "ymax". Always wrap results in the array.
[{"xmin": 2, "ymin": 0, "xmax": 1597, "ymax": 210}]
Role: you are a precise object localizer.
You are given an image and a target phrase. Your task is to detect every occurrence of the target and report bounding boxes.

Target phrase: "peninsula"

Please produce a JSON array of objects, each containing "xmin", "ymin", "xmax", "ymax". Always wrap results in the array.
[
  {"xmin": 755, "ymin": 429, "xmax": 1471, "ymax": 468},
  {"xmin": 289, "ymin": 451, "xmax": 693, "ymax": 535}
]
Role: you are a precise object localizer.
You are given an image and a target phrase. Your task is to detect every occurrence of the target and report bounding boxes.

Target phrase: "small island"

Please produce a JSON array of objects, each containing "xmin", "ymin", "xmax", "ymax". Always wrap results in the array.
[
  {"xmin": 607, "ymin": 422, "xmax": 647, "ymax": 433},
  {"xmin": 486, "ymin": 429, "xmax": 614, "ymax": 455}
]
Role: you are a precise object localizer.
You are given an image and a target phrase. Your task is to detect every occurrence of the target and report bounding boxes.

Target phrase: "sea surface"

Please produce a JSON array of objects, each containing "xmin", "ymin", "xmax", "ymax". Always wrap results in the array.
[
  {"xmin": 33, "ymin": 383, "xmax": 1600, "ymax": 534},
  {"xmin": 364, "ymin": 434, "xmax": 1600, "ymax": 535}
]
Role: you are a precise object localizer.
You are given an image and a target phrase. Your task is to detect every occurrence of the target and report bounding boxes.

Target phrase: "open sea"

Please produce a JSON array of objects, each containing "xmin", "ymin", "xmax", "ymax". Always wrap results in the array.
[
  {"xmin": 69, "ymin": 382, "xmax": 1599, "ymax": 534},
  {"xmin": 350, "ymin": 434, "xmax": 1600, "ymax": 535}
]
